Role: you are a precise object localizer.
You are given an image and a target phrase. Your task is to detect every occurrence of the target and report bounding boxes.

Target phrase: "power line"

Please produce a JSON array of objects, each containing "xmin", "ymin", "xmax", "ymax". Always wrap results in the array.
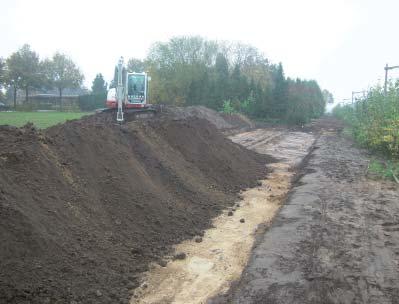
[
  {"xmin": 384, "ymin": 63, "xmax": 399, "ymax": 95},
  {"xmin": 351, "ymin": 90, "xmax": 366, "ymax": 104}
]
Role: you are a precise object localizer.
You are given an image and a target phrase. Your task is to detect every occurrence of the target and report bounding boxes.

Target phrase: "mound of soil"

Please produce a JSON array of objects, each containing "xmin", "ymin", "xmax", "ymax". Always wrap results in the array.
[
  {"xmin": 0, "ymin": 113, "xmax": 269, "ymax": 304},
  {"xmin": 160, "ymin": 105, "xmax": 256, "ymax": 132},
  {"xmin": 164, "ymin": 106, "xmax": 233, "ymax": 129},
  {"xmin": 220, "ymin": 113, "xmax": 255, "ymax": 130}
]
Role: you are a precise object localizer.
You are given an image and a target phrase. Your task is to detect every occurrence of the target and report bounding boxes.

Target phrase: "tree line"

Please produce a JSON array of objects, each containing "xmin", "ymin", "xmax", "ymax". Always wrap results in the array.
[
  {"xmin": 128, "ymin": 36, "xmax": 328, "ymax": 123},
  {"xmin": 0, "ymin": 45, "xmax": 85, "ymax": 110},
  {"xmin": 1, "ymin": 37, "xmax": 331, "ymax": 123},
  {"xmin": 0, "ymin": 45, "xmax": 109, "ymax": 111}
]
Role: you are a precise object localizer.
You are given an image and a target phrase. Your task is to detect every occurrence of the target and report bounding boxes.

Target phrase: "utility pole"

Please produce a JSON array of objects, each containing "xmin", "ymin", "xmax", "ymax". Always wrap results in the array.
[
  {"xmin": 352, "ymin": 91, "xmax": 366, "ymax": 104},
  {"xmin": 384, "ymin": 63, "xmax": 399, "ymax": 95}
]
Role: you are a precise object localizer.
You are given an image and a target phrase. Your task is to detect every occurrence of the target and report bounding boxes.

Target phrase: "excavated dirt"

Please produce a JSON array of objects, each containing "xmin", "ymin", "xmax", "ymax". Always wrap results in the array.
[
  {"xmin": 163, "ymin": 106, "xmax": 254, "ymax": 132},
  {"xmin": 132, "ymin": 128, "xmax": 315, "ymax": 304},
  {"xmin": 163, "ymin": 106, "xmax": 233, "ymax": 130},
  {"xmin": 0, "ymin": 111, "xmax": 270, "ymax": 304},
  {"xmin": 220, "ymin": 113, "xmax": 255, "ymax": 131}
]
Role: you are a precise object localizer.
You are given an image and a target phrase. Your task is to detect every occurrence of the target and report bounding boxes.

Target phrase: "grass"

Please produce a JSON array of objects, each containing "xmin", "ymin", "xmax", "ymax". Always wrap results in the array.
[
  {"xmin": 368, "ymin": 159, "xmax": 399, "ymax": 183},
  {"xmin": 0, "ymin": 111, "xmax": 92, "ymax": 129}
]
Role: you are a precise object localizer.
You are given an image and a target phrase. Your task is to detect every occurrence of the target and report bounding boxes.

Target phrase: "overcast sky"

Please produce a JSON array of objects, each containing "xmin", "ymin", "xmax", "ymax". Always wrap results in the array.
[{"xmin": 1, "ymin": 0, "xmax": 399, "ymax": 105}]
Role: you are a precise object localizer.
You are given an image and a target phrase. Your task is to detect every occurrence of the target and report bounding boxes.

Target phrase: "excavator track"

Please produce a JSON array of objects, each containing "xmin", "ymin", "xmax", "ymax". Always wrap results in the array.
[
  {"xmin": 125, "ymin": 108, "xmax": 156, "ymax": 120},
  {"xmin": 100, "ymin": 105, "xmax": 164, "ymax": 122}
]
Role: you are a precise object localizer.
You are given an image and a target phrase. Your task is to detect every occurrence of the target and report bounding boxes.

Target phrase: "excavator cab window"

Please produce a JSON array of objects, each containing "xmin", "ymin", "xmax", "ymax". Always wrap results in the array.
[{"xmin": 128, "ymin": 74, "xmax": 146, "ymax": 103}]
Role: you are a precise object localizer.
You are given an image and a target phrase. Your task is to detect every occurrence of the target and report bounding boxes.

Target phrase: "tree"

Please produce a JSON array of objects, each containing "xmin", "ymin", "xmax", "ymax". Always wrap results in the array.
[
  {"xmin": 271, "ymin": 62, "xmax": 288, "ymax": 117},
  {"xmin": 91, "ymin": 73, "xmax": 107, "ymax": 95},
  {"xmin": 5, "ymin": 44, "xmax": 43, "ymax": 105},
  {"xmin": 230, "ymin": 64, "xmax": 249, "ymax": 102},
  {"xmin": 5, "ymin": 50, "xmax": 24, "ymax": 108},
  {"xmin": 4, "ymin": 54, "xmax": 22, "ymax": 108},
  {"xmin": 127, "ymin": 58, "xmax": 146, "ymax": 72},
  {"xmin": 214, "ymin": 53, "xmax": 229, "ymax": 108},
  {"xmin": 285, "ymin": 78, "xmax": 325, "ymax": 124},
  {"xmin": 0, "ymin": 58, "xmax": 4, "ymax": 101},
  {"xmin": 147, "ymin": 36, "xmax": 218, "ymax": 105},
  {"xmin": 0, "ymin": 58, "xmax": 5, "ymax": 86},
  {"xmin": 322, "ymin": 89, "xmax": 334, "ymax": 104},
  {"xmin": 44, "ymin": 52, "xmax": 84, "ymax": 111}
]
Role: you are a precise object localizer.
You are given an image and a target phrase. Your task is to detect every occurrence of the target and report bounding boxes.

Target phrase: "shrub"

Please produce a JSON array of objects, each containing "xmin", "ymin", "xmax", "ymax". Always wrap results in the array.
[
  {"xmin": 333, "ymin": 82, "xmax": 399, "ymax": 160},
  {"xmin": 221, "ymin": 100, "xmax": 235, "ymax": 115}
]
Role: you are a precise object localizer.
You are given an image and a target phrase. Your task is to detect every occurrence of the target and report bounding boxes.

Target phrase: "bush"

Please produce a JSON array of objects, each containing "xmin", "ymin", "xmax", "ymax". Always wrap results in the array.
[
  {"xmin": 221, "ymin": 100, "xmax": 235, "ymax": 115},
  {"xmin": 333, "ymin": 82, "xmax": 399, "ymax": 159}
]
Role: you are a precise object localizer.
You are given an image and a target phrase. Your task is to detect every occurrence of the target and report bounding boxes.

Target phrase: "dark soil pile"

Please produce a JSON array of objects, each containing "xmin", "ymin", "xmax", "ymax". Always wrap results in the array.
[
  {"xmin": 0, "ymin": 112, "xmax": 269, "ymax": 304},
  {"xmin": 220, "ymin": 113, "xmax": 255, "ymax": 130},
  {"xmin": 163, "ymin": 106, "xmax": 233, "ymax": 129}
]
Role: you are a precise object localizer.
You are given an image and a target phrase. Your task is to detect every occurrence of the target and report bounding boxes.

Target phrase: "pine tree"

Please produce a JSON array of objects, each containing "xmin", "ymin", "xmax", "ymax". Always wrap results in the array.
[
  {"xmin": 214, "ymin": 53, "xmax": 229, "ymax": 109},
  {"xmin": 271, "ymin": 62, "xmax": 288, "ymax": 118},
  {"xmin": 91, "ymin": 73, "xmax": 107, "ymax": 95}
]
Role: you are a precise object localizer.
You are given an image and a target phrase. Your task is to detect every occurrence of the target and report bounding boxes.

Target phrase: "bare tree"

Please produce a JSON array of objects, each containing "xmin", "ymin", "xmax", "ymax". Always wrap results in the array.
[
  {"xmin": 6, "ymin": 44, "xmax": 42, "ymax": 106},
  {"xmin": 44, "ymin": 52, "xmax": 84, "ymax": 111}
]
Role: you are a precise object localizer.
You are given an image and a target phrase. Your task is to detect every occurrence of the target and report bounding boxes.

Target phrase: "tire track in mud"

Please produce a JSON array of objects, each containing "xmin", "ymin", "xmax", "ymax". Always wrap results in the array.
[
  {"xmin": 215, "ymin": 118, "xmax": 399, "ymax": 304},
  {"xmin": 131, "ymin": 129, "xmax": 315, "ymax": 304}
]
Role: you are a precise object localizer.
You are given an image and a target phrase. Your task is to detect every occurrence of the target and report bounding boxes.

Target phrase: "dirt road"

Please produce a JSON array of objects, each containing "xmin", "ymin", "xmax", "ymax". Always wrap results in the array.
[{"xmin": 212, "ymin": 118, "xmax": 399, "ymax": 304}]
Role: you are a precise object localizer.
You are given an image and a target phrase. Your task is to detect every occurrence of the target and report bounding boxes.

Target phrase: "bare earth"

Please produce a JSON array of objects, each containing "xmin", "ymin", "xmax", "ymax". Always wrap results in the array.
[
  {"xmin": 132, "ymin": 127, "xmax": 315, "ymax": 303},
  {"xmin": 212, "ymin": 117, "xmax": 399, "ymax": 304}
]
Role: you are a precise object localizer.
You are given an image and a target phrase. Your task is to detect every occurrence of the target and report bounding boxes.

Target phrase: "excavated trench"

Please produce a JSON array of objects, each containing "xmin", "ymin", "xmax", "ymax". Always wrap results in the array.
[
  {"xmin": 213, "ymin": 118, "xmax": 399, "ymax": 304},
  {"xmin": 132, "ymin": 129, "xmax": 315, "ymax": 303}
]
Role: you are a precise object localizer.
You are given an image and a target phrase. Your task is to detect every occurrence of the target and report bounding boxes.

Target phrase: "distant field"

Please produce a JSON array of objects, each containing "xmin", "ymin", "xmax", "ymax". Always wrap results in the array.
[{"xmin": 0, "ymin": 112, "xmax": 92, "ymax": 129}]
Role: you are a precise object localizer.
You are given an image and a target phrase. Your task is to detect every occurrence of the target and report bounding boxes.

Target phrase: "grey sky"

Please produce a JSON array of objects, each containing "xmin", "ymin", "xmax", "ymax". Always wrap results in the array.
[{"xmin": 1, "ymin": 0, "xmax": 399, "ymax": 104}]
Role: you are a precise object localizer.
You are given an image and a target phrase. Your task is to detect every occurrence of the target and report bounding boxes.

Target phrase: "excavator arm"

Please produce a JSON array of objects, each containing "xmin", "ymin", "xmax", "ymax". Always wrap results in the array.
[{"xmin": 116, "ymin": 57, "xmax": 125, "ymax": 122}]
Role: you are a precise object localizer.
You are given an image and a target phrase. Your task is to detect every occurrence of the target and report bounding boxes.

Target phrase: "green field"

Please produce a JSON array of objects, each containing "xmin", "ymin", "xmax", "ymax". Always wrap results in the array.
[{"xmin": 0, "ymin": 112, "xmax": 92, "ymax": 129}]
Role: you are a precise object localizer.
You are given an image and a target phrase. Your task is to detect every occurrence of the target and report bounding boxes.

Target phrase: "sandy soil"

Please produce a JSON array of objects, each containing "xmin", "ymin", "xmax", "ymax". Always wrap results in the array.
[{"xmin": 132, "ymin": 129, "xmax": 315, "ymax": 303}]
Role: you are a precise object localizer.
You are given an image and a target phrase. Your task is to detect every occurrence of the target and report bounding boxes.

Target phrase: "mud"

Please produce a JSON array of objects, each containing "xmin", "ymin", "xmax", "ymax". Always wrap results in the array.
[
  {"xmin": 0, "ymin": 111, "xmax": 269, "ymax": 304},
  {"xmin": 133, "ymin": 128, "xmax": 315, "ymax": 303},
  {"xmin": 212, "ymin": 117, "xmax": 399, "ymax": 304}
]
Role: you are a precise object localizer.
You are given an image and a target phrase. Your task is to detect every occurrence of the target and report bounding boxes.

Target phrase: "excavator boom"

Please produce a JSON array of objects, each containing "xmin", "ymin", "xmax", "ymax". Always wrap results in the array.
[{"xmin": 116, "ymin": 57, "xmax": 124, "ymax": 122}]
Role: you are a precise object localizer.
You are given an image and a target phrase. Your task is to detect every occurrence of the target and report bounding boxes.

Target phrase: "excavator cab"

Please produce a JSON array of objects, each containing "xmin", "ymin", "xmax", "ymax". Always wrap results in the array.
[{"xmin": 127, "ymin": 73, "xmax": 147, "ymax": 104}]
